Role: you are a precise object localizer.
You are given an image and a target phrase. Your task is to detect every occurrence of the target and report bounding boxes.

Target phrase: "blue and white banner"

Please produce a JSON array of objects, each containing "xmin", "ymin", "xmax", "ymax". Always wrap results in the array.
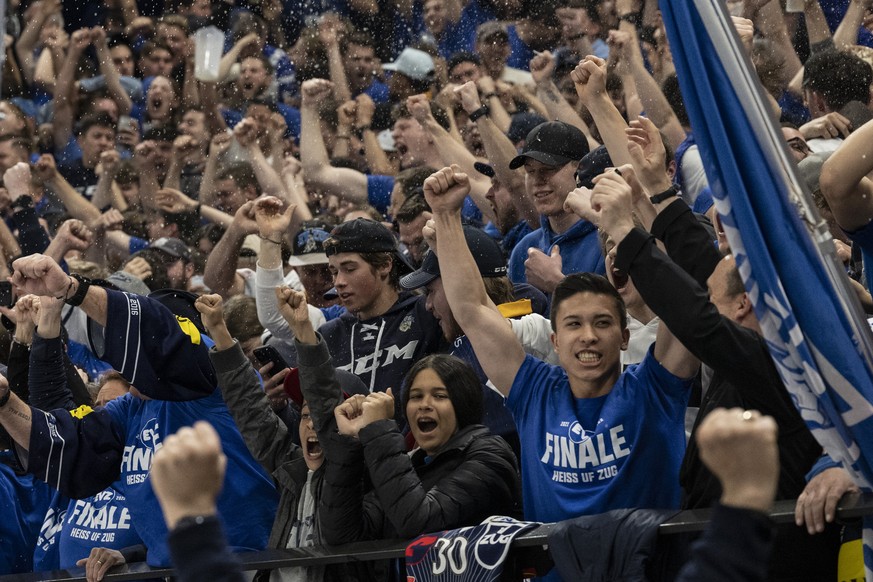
[{"xmin": 660, "ymin": 0, "xmax": 873, "ymax": 575}]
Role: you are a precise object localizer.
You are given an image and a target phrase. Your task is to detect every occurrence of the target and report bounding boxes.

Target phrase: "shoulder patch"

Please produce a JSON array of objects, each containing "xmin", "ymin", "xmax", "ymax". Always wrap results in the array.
[
  {"xmin": 176, "ymin": 316, "xmax": 202, "ymax": 345},
  {"xmin": 69, "ymin": 405, "xmax": 94, "ymax": 420}
]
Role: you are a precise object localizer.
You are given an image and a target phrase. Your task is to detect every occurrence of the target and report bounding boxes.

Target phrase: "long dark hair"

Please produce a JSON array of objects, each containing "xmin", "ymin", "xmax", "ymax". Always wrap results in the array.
[{"xmin": 401, "ymin": 354, "xmax": 484, "ymax": 429}]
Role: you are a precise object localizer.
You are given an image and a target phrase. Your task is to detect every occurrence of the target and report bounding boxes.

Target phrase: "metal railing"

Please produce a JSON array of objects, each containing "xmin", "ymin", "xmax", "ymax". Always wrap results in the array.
[{"xmin": 4, "ymin": 492, "xmax": 872, "ymax": 581}]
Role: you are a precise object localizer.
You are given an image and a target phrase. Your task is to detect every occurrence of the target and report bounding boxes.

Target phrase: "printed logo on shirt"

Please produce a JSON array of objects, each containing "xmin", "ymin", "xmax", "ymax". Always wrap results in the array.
[
  {"xmin": 473, "ymin": 516, "xmax": 536, "ymax": 570},
  {"xmin": 542, "ymin": 422, "xmax": 630, "ymax": 484},
  {"xmin": 69, "ymin": 405, "xmax": 94, "ymax": 420},
  {"xmin": 66, "ymin": 490, "xmax": 132, "ymax": 543},
  {"xmin": 399, "ymin": 315, "xmax": 413, "ymax": 332},
  {"xmin": 337, "ymin": 340, "xmax": 420, "ymax": 377},
  {"xmin": 37, "ymin": 506, "xmax": 66, "ymax": 551},
  {"xmin": 121, "ymin": 418, "xmax": 162, "ymax": 485},
  {"xmin": 567, "ymin": 421, "xmax": 591, "ymax": 443}
]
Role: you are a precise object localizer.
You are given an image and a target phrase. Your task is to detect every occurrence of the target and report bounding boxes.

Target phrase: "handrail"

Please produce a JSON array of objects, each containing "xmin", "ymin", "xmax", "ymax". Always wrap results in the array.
[{"xmin": 4, "ymin": 492, "xmax": 871, "ymax": 581}]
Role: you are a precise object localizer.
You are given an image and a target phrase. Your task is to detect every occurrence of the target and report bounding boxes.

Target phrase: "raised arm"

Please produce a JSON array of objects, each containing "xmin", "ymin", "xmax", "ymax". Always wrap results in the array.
[
  {"xmin": 33, "ymin": 155, "xmax": 102, "ymax": 224},
  {"xmin": 195, "ymin": 294, "xmax": 302, "ymax": 474},
  {"xmin": 530, "ymin": 51, "xmax": 600, "ymax": 151},
  {"xmin": 52, "ymin": 29, "xmax": 91, "ymax": 153},
  {"xmin": 253, "ymin": 199, "xmax": 319, "ymax": 343},
  {"xmin": 319, "ymin": 18, "xmax": 352, "ymax": 103},
  {"xmin": 608, "ymin": 25, "xmax": 686, "ymax": 150},
  {"xmin": 355, "ymin": 94, "xmax": 395, "ymax": 176},
  {"xmin": 92, "ymin": 27, "xmax": 133, "ymax": 115},
  {"xmin": 234, "ymin": 118, "xmax": 290, "ymax": 203},
  {"xmin": 572, "ymin": 56, "xmax": 633, "ymax": 168},
  {"xmin": 820, "ymin": 118, "xmax": 873, "ymax": 231},
  {"xmin": 203, "ymin": 201, "xmax": 258, "ymax": 298},
  {"xmin": 407, "ymin": 94, "xmax": 496, "ymax": 223},
  {"xmin": 454, "ymin": 82, "xmax": 538, "ymax": 227},
  {"xmin": 426, "ymin": 166, "xmax": 525, "ymax": 395},
  {"xmin": 199, "ymin": 132, "xmax": 232, "ymax": 208},
  {"xmin": 299, "ymin": 79, "xmax": 369, "ymax": 204},
  {"xmin": 218, "ymin": 33, "xmax": 258, "ymax": 82},
  {"xmin": 568, "ymin": 167, "xmax": 699, "ymax": 379},
  {"xmin": 14, "ymin": 0, "xmax": 60, "ymax": 85}
]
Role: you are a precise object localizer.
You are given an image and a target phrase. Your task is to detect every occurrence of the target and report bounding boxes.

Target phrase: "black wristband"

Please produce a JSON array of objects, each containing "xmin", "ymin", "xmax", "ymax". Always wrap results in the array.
[
  {"xmin": 650, "ymin": 185, "xmax": 680, "ymax": 204},
  {"xmin": 469, "ymin": 104, "xmax": 490, "ymax": 122},
  {"xmin": 12, "ymin": 195, "xmax": 33, "ymax": 211},
  {"xmin": 65, "ymin": 274, "xmax": 91, "ymax": 307},
  {"xmin": 618, "ymin": 11, "xmax": 642, "ymax": 27},
  {"xmin": 483, "ymin": 92, "xmax": 499, "ymax": 100}
]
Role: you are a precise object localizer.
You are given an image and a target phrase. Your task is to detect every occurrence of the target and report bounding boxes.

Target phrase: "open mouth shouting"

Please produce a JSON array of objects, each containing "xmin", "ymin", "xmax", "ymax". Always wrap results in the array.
[
  {"xmin": 611, "ymin": 267, "xmax": 629, "ymax": 292},
  {"xmin": 417, "ymin": 417, "xmax": 438, "ymax": 433},
  {"xmin": 304, "ymin": 435, "xmax": 323, "ymax": 461}
]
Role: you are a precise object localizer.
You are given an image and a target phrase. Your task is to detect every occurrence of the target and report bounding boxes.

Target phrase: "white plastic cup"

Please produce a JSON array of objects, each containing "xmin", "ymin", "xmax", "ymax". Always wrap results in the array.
[{"xmin": 194, "ymin": 26, "xmax": 224, "ymax": 82}]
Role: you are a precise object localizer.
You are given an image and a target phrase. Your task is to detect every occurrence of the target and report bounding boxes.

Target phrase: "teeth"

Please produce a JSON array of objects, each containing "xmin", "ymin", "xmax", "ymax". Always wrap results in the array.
[{"xmin": 577, "ymin": 352, "xmax": 599, "ymax": 363}]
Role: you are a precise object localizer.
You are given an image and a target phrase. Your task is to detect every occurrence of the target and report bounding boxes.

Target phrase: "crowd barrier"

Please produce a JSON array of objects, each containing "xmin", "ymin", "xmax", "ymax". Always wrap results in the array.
[{"xmin": 4, "ymin": 492, "xmax": 873, "ymax": 581}]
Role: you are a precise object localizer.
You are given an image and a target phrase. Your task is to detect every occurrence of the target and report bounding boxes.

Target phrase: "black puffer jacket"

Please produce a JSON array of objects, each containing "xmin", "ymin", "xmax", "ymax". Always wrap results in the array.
[
  {"xmin": 321, "ymin": 421, "xmax": 522, "ymax": 544},
  {"xmin": 295, "ymin": 335, "xmax": 522, "ymax": 545}
]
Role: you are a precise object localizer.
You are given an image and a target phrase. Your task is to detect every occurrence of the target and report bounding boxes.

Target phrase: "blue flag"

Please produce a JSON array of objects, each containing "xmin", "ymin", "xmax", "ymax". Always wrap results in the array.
[{"xmin": 660, "ymin": 0, "xmax": 873, "ymax": 574}]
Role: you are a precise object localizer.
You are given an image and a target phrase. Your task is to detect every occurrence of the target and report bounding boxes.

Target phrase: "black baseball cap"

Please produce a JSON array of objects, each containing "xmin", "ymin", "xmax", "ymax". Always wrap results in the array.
[
  {"xmin": 324, "ymin": 218, "xmax": 414, "ymax": 273},
  {"xmin": 150, "ymin": 237, "xmax": 193, "ymax": 262},
  {"xmin": 509, "ymin": 121, "xmax": 590, "ymax": 169},
  {"xmin": 400, "ymin": 225, "xmax": 507, "ymax": 289}
]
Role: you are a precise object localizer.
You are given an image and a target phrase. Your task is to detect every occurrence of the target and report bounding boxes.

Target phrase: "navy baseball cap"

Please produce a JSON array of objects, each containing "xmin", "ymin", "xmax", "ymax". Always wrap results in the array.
[
  {"xmin": 507, "ymin": 112, "xmax": 547, "ymax": 144},
  {"xmin": 474, "ymin": 161, "xmax": 495, "ymax": 178},
  {"xmin": 400, "ymin": 225, "xmax": 507, "ymax": 289},
  {"xmin": 288, "ymin": 224, "xmax": 331, "ymax": 267},
  {"xmin": 509, "ymin": 121, "xmax": 590, "ymax": 169},
  {"xmin": 575, "ymin": 145, "xmax": 613, "ymax": 189}
]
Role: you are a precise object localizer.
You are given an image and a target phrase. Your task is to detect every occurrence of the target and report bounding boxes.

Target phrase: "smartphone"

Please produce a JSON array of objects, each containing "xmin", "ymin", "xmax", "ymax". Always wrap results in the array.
[
  {"xmin": 0, "ymin": 282, "xmax": 14, "ymax": 308},
  {"xmin": 253, "ymin": 345, "xmax": 291, "ymax": 372}
]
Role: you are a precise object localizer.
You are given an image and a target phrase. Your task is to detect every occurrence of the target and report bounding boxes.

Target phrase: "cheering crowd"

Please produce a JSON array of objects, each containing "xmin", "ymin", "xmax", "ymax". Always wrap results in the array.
[{"xmin": 1, "ymin": 0, "xmax": 873, "ymax": 579}]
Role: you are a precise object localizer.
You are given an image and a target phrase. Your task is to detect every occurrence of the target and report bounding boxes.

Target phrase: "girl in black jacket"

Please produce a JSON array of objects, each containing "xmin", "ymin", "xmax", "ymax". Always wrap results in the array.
[{"xmin": 299, "ymin": 347, "xmax": 523, "ymax": 544}]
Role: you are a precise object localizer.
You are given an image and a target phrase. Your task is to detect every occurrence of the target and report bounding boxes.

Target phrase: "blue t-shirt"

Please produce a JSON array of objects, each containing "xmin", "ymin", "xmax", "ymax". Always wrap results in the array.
[
  {"xmin": 508, "ymin": 218, "xmax": 605, "ymax": 285},
  {"xmin": 506, "ymin": 25, "xmax": 534, "ymax": 71},
  {"xmin": 58, "ymin": 485, "xmax": 142, "ymax": 568},
  {"xmin": 506, "ymin": 348, "xmax": 691, "ymax": 524},
  {"xmin": 367, "ymin": 174, "xmax": 395, "ymax": 216},
  {"xmin": 32, "ymin": 492, "xmax": 67, "ymax": 572},
  {"xmin": 26, "ymin": 290, "xmax": 278, "ymax": 567},
  {"xmin": 0, "ymin": 452, "xmax": 55, "ymax": 574},
  {"xmin": 361, "ymin": 79, "xmax": 390, "ymax": 104}
]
